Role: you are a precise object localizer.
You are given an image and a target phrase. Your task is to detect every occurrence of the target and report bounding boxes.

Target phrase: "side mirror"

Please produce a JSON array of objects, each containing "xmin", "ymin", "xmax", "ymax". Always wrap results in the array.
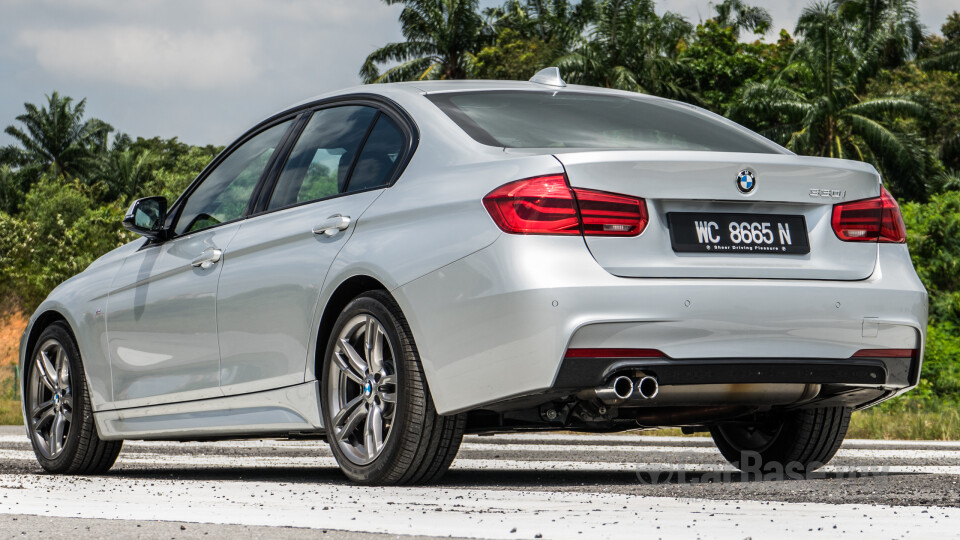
[{"xmin": 123, "ymin": 196, "xmax": 168, "ymax": 240}]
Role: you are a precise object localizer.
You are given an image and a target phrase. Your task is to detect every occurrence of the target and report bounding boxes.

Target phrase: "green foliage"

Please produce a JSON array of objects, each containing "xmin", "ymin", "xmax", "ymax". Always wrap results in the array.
[
  {"xmin": 0, "ymin": 177, "xmax": 132, "ymax": 309},
  {"xmin": 678, "ymin": 22, "xmax": 791, "ymax": 113},
  {"xmin": 902, "ymin": 191, "xmax": 960, "ymax": 325},
  {"xmin": 3, "ymin": 91, "xmax": 112, "ymax": 182},
  {"xmin": 555, "ymin": 0, "xmax": 696, "ymax": 102},
  {"xmin": 475, "ymin": 28, "xmax": 557, "ymax": 80},
  {"xmin": 360, "ymin": 0, "xmax": 486, "ymax": 82},
  {"xmin": 919, "ymin": 325, "xmax": 960, "ymax": 401},
  {"xmin": 710, "ymin": 0, "xmax": 772, "ymax": 38},
  {"xmin": 141, "ymin": 146, "xmax": 221, "ymax": 204}
]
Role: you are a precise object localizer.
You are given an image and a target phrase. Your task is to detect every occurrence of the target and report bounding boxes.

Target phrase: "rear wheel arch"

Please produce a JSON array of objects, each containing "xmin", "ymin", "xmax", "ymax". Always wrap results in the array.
[{"xmin": 315, "ymin": 275, "xmax": 390, "ymax": 383}]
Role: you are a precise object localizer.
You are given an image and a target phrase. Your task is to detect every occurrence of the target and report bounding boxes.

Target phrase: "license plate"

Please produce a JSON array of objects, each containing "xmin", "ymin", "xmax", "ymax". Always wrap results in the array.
[{"xmin": 667, "ymin": 213, "xmax": 810, "ymax": 254}]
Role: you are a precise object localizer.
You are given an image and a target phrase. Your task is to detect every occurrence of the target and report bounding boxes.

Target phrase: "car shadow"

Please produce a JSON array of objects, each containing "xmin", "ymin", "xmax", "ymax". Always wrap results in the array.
[{"xmin": 94, "ymin": 465, "xmax": 919, "ymax": 487}]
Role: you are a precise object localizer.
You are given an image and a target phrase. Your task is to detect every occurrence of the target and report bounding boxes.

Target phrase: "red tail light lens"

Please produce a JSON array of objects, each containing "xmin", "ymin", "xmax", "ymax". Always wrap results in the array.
[
  {"xmin": 831, "ymin": 187, "xmax": 906, "ymax": 243},
  {"xmin": 483, "ymin": 175, "xmax": 647, "ymax": 236},
  {"xmin": 575, "ymin": 189, "xmax": 648, "ymax": 236},
  {"xmin": 482, "ymin": 175, "xmax": 581, "ymax": 235}
]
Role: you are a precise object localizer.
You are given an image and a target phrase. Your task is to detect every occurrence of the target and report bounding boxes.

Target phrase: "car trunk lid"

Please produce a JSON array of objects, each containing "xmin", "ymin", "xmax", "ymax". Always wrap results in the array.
[{"xmin": 555, "ymin": 150, "xmax": 881, "ymax": 280}]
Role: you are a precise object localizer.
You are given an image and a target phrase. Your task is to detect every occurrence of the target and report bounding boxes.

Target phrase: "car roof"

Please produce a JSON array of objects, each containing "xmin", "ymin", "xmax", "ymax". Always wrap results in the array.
[{"xmin": 289, "ymin": 79, "xmax": 677, "ymax": 108}]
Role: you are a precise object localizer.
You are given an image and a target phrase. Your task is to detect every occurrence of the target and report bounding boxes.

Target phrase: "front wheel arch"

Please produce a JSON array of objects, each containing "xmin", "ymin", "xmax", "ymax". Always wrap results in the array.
[{"xmin": 22, "ymin": 310, "xmax": 70, "ymax": 394}]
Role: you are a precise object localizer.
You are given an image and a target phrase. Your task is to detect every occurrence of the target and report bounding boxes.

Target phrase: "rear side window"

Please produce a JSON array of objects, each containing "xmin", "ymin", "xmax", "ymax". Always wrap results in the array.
[
  {"xmin": 345, "ymin": 114, "xmax": 405, "ymax": 193},
  {"xmin": 267, "ymin": 106, "xmax": 377, "ymax": 211},
  {"xmin": 426, "ymin": 91, "xmax": 779, "ymax": 153}
]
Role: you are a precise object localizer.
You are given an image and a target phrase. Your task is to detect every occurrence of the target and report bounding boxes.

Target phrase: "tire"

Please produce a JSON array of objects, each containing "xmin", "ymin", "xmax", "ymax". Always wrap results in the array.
[
  {"xmin": 710, "ymin": 406, "xmax": 851, "ymax": 475},
  {"xmin": 321, "ymin": 291, "xmax": 465, "ymax": 485},
  {"xmin": 23, "ymin": 322, "xmax": 122, "ymax": 474}
]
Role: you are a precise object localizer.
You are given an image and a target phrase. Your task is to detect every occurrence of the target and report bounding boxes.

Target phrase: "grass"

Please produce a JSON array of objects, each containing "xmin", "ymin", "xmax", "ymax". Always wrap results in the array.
[
  {"xmin": 848, "ymin": 405, "xmax": 960, "ymax": 440},
  {"xmin": 643, "ymin": 406, "xmax": 960, "ymax": 441}
]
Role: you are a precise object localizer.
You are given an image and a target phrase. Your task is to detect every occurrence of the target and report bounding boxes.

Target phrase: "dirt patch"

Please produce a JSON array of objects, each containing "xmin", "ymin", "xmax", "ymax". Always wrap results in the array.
[
  {"xmin": 0, "ymin": 298, "xmax": 27, "ymax": 368},
  {"xmin": 0, "ymin": 298, "xmax": 25, "ymax": 424}
]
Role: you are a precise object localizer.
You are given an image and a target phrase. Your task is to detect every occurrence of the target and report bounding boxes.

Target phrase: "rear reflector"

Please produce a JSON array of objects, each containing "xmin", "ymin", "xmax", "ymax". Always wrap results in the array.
[
  {"xmin": 564, "ymin": 348, "xmax": 666, "ymax": 359},
  {"xmin": 483, "ymin": 175, "xmax": 647, "ymax": 236},
  {"xmin": 831, "ymin": 187, "xmax": 906, "ymax": 243},
  {"xmin": 852, "ymin": 348, "xmax": 915, "ymax": 358}
]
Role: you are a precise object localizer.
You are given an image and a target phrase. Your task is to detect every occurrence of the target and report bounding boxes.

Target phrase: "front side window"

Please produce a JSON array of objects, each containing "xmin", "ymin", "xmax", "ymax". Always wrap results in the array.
[
  {"xmin": 175, "ymin": 120, "xmax": 292, "ymax": 235},
  {"xmin": 267, "ymin": 106, "xmax": 377, "ymax": 211}
]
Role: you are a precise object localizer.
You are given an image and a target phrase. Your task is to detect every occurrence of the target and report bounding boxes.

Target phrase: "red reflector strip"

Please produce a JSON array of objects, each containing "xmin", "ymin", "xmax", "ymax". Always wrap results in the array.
[
  {"xmin": 851, "ymin": 349, "xmax": 915, "ymax": 358},
  {"xmin": 564, "ymin": 348, "xmax": 666, "ymax": 359}
]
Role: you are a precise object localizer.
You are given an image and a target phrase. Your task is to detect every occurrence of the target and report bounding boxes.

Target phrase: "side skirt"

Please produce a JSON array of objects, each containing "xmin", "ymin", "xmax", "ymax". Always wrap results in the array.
[{"xmin": 94, "ymin": 381, "xmax": 324, "ymax": 441}]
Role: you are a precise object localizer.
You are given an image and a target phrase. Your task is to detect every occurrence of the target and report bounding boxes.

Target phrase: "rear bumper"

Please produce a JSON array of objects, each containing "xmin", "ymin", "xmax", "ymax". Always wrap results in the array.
[
  {"xmin": 394, "ymin": 235, "xmax": 927, "ymax": 415},
  {"xmin": 554, "ymin": 356, "xmax": 917, "ymax": 389},
  {"xmin": 554, "ymin": 353, "xmax": 919, "ymax": 411}
]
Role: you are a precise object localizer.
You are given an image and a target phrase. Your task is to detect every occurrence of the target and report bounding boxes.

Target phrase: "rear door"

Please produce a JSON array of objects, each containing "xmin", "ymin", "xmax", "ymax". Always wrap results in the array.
[
  {"xmin": 216, "ymin": 104, "xmax": 412, "ymax": 396},
  {"xmin": 556, "ymin": 150, "xmax": 881, "ymax": 280}
]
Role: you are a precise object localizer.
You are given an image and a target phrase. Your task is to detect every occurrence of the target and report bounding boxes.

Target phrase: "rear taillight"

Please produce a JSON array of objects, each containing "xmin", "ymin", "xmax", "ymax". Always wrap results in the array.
[
  {"xmin": 483, "ymin": 175, "xmax": 647, "ymax": 236},
  {"xmin": 831, "ymin": 187, "xmax": 906, "ymax": 243}
]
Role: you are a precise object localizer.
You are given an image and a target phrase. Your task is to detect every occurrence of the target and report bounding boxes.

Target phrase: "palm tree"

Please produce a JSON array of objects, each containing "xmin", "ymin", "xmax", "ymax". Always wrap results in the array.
[
  {"xmin": 102, "ymin": 149, "xmax": 154, "ymax": 203},
  {"xmin": 3, "ymin": 92, "xmax": 112, "ymax": 180},
  {"xmin": 837, "ymin": 0, "xmax": 923, "ymax": 68},
  {"xmin": 360, "ymin": 0, "xmax": 486, "ymax": 82},
  {"xmin": 555, "ymin": 0, "xmax": 695, "ymax": 101},
  {"xmin": 730, "ymin": 2, "xmax": 929, "ymax": 199},
  {"xmin": 487, "ymin": 0, "xmax": 597, "ymax": 51},
  {"xmin": 919, "ymin": 10, "xmax": 960, "ymax": 72},
  {"xmin": 711, "ymin": 0, "xmax": 772, "ymax": 38}
]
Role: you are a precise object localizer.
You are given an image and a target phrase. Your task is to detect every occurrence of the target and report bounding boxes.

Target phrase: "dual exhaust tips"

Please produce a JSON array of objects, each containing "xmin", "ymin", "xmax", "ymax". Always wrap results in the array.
[{"xmin": 581, "ymin": 374, "xmax": 659, "ymax": 405}]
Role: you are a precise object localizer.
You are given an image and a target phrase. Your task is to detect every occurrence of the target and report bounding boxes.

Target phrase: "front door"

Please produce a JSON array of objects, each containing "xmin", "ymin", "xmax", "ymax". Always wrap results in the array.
[{"xmin": 106, "ymin": 119, "xmax": 293, "ymax": 408}]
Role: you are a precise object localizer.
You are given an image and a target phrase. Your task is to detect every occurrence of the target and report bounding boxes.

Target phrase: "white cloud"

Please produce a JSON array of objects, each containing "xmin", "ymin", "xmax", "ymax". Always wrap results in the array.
[{"xmin": 16, "ymin": 26, "xmax": 261, "ymax": 90}]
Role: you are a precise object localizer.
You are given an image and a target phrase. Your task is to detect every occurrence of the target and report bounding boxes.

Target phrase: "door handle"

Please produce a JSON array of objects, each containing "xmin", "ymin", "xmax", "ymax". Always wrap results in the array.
[
  {"xmin": 191, "ymin": 248, "xmax": 223, "ymax": 270},
  {"xmin": 312, "ymin": 215, "xmax": 351, "ymax": 237}
]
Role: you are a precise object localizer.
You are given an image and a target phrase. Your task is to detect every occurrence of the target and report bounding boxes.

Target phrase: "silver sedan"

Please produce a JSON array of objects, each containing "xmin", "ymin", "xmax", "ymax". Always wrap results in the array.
[{"xmin": 20, "ymin": 69, "xmax": 927, "ymax": 484}]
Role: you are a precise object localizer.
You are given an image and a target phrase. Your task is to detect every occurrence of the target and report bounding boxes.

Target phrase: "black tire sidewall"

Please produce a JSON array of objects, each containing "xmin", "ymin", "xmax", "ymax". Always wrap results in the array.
[
  {"xmin": 711, "ymin": 407, "xmax": 849, "ymax": 474},
  {"xmin": 25, "ymin": 322, "xmax": 88, "ymax": 472},
  {"xmin": 321, "ymin": 293, "xmax": 419, "ymax": 484}
]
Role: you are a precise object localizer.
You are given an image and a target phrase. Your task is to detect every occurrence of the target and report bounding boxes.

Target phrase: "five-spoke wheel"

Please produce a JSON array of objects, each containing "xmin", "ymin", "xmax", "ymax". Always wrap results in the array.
[
  {"xmin": 327, "ymin": 314, "xmax": 398, "ymax": 465},
  {"xmin": 27, "ymin": 339, "xmax": 74, "ymax": 459},
  {"xmin": 321, "ymin": 291, "xmax": 466, "ymax": 485},
  {"xmin": 23, "ymin": 322, "xmax": 122, "ymax": 474}
]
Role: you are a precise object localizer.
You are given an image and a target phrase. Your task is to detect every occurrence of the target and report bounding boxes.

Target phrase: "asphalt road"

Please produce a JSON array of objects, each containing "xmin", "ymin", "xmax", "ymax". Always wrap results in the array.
[{"xmin": 0, "ymin": 425, "xmax": 958, "ymax": 538}]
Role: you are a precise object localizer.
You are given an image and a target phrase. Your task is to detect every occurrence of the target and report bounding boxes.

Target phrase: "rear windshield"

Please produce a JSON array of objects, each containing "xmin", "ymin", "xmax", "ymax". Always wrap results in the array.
[{"xmin": 426, "ymin": 91, "xmax": 779, "ymax": 153}]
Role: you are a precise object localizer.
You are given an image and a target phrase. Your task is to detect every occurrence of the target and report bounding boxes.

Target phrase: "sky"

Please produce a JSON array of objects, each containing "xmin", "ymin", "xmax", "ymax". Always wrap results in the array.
[{"xmin": 0, "ymin": 0, "xmax": 956, "ymax": 148}]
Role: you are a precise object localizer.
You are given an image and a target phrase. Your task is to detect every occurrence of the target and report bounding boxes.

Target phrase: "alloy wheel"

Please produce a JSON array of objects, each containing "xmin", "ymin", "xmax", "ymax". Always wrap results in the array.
[
  {"xmin": 326, "ymin": 314, "xmax": 398, "ymax": 465},
  {"xmin": 27, "ymin": 339, "xmax": 74, "ymax": 460}
]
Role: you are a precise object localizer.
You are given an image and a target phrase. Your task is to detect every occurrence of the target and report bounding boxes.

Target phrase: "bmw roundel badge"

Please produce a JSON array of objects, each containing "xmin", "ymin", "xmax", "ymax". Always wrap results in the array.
[{"xmin": 736, "ymin": 169, "xmax": 756, "ymax": 194}]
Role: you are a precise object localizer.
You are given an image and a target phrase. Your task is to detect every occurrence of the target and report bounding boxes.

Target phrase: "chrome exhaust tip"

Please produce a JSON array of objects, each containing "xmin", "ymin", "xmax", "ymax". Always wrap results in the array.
[
  {"xmin": 609, "ymin": 376, "xmax": 635, "ymax": 401},
  {"xmin": 636, "ymin": 376, "xmax": 659, "ymax": 399},
  {"xmin": 580, "ymin": 375, "xmax": 635, "ymax": 404}
]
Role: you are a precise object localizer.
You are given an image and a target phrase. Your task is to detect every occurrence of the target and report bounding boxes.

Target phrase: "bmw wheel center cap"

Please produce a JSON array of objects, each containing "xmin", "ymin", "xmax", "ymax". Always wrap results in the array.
[{"xmin": 737, "ymin": 169, "xmax": 756, "ymax": 194}]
